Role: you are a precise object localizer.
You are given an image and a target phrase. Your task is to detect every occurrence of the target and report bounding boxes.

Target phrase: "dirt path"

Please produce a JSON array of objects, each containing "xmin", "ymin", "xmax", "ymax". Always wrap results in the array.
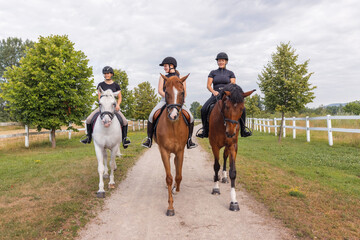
[{"xmin": 78, "ymin": 128, "xmax": 294, "ymax": 240}]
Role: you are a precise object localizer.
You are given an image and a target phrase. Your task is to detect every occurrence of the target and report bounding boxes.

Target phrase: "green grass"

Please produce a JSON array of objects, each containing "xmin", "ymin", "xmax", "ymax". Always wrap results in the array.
[
  {"xmin": 0, "ymin": 130, "xmax": 147, "ymax": 240},
  {"xmin": 199, "ymin": 131, "xmax": 360, "ymax": 239}
]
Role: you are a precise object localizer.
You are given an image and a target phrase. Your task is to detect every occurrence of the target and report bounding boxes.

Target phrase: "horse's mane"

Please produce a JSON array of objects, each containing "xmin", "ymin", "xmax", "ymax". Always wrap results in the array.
[
  {"xmin": 220, "ymin": 84, "xmax": 244, "ymax": 103},
  {"xmin": 101, "ymin": 89, "xmax": 115, "ymax": 98}
]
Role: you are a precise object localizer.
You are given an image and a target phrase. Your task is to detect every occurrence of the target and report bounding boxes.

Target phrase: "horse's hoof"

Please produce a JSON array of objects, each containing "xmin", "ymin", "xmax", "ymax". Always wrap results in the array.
[
  {"xmin": 166, "ymin": 209, "xmax": 175, "ymax": 216},
  {"xmin": 221, "ymin": 177, "xmax": 228, "ymax": 183},
  {"xmin": 96, "ymin": 192, "xmax": 105, "ymax": 198},
  {"xmin": 103, "ymin": 174, "xmax": 109, "ymax": 179},
  {"xmin": 212, "ymin": 188, "xmax": 220, "ymax": 195},
  {"xmin": 229, "ymin": 202, "xmax": 240, "ymax": 211},
  {"xmin": 108, "ymin": 183, "xmax": 115, "ymax": 189}
]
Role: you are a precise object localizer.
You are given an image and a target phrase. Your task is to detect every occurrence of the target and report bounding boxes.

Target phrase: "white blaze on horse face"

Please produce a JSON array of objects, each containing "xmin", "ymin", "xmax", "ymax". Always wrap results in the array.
[{"xmin": 169, "ymin": 86, "xmax": 179, "ymax": 119}]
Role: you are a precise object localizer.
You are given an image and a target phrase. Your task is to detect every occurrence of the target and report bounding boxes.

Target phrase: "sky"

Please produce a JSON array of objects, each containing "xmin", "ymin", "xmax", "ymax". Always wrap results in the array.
[{"xmin": 1, "ymin": 0, "xmax": 359, "ymax": 108}]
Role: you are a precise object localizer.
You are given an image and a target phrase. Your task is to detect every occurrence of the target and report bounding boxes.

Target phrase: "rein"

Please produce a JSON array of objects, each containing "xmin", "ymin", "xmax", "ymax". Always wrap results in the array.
[{"xmin": 217, "ymin": 96, "xmax": 240, "ymax": 128}]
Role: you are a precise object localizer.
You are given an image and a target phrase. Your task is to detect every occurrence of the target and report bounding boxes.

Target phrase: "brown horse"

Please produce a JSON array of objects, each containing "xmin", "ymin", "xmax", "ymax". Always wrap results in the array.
[
  {"xmin": 155, "ymin": 73, "xmax": 190, "ymax": 216},
  {"xmin": 208, "ymin": 84, "xmax": 255, "ymax": 211}
]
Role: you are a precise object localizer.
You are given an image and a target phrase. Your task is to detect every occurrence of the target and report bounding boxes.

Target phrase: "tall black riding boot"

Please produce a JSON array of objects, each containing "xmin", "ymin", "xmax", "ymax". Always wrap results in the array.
[
  {"xmin": 196, "ymin": 108, "xmax": 209, "ymax": 138},
  {"xmin": 80, "ymin": 123, "xmax": 92, "ymax": 144},
  {"xmin": 240, "ymin": 109, "xmax": 252, "ymax": 137},
  {"xmin": 142, "ymin": 121, "xmax": 154, "ymax": 148},
  {"xmin": 187, "ymin": 122, "xmax": 198, "ymax": 149},
  {"xmin": 121, "ymin": 125, "xmax": 131, "ymax": 149}
]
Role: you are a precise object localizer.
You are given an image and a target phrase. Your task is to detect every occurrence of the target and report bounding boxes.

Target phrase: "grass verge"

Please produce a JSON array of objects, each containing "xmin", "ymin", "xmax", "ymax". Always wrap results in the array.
[
  {"xmin": 198, "ymin": 132, "xmax": 360, "ymax": 239},
  {"xmin": 0, "ymin": 130, "xmax": 147, "ymax": 240}
]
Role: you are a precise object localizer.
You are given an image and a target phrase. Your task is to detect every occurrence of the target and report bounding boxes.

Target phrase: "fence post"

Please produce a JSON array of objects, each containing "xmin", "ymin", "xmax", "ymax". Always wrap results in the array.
[
  {"xmin": 327, "ymin": 115, "xmax": 333, "ymax": 146},
  {"xmin": 260, "ymin": 119, "xmax": 263, "ymax": 132},
  {"xmin": 68, "ymin": 122, "xmax": 72, "ymax": 139},
  {"xmin": 25, "ymin": 125, "xmax": 29, "ymax": 148},
  {"xmin": 268, "ymin": 119, "xmax": 271, "ymax": 133},
  {"xmin": 138, "ymin": 120, "xmax": 140, "ymax": 131},
  {"xmin": 306, "ymin": 116, "xmax": 310, "ymax": 142},
  {"xmin": 293, "ymin": 117, "xmax": 296, "ymax": 139},
  {"xmin": 255, "ymin": 119, "xmax": 258, "ymax": 131},
  {"xmin": 274, "ymin": 118, "xmax": 277, "ymax": 136},
  {"xmin": 132, "ymin": 120, "xmax": 135, "ymax": 131},
  {"xmin": 49, "ymin": 131, "xmax": 52, "ymax": 142},
  {"xmin": 283, "ymin": 119, "xmax": 286, "ymax": 138}
]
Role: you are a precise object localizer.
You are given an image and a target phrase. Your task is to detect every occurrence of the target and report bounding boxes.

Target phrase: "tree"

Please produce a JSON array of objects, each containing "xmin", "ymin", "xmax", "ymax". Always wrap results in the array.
[
  {"xmin": 0, "ymin": 37, "xmax": 35, "ymax": 121},
  {"xmin": 190, "ymin": 101, "xmax": 200, "ymax": 119},
  {"xmin": 133, "ymin": 81, "xmax": 159, "ymax": 120},
  {"xmin": 343, "ymin": 101, "xmax": 360, "ymax": 115},
  {"xmin": 245, "ymin": 94, "xmax": 261, "ymax": 130},
  {"xmin": 112, "ymin": 68, "xmax": 135, "ymax": 119},
  {"xmin": 258, "ymin": 42, "xmax": 316, "ymax": 142},
  {"xmin": 196, "ymin": 105, "xmax": 202, "ymax": 121},
  {"xmin": 1, "ymin": 35, "xmax": 95, "ymax": 148}
]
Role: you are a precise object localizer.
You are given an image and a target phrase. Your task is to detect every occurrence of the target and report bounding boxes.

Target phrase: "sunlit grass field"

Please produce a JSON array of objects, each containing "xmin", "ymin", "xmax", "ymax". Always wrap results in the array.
[
  {"xmin": 0, "ymin": 130, "xmax": 147, "ymax": 240},
  {"xmin": 199, "ymin": 131, "xmax": 360, "ymax": 239}
]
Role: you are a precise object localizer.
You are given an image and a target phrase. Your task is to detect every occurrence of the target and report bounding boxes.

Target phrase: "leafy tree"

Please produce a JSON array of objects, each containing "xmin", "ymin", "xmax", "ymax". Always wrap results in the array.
[
  {"xmin": 112, "ymin": 68, "xmax": 135, "ymax": 119},
  {"xmin": 245, "ymin": 94, "xmax": 261, "ymax": 130},
  {"xmin": 133, "ymin": 81, "xmax": 159, "ymax": 120},
  {"xmin": 190, "ymin": 101, "xmax": 200, "ymax": 119},
  {"xmin": 343, "ymin": 101, "xmax": 360, "ymax": 115},
  {"xmin": 196, "ymin": 105, "xmax": 202, "ymax": 121},
  {"xmin": 258, "ymin": 42, "xmax": 316, "ymax": 142},
  {"xmin": 0, "ymin": 37, "xmax": 35, "ymax": 121},
  {"xmin": 1, "ymin": 35, "xmax": 95, "ymax": 148}
]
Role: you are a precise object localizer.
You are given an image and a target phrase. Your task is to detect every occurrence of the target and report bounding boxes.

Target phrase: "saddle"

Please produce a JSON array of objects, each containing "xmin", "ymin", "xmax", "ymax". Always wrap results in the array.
[
  {"xmin": 153, "ymin": 105, "xmax": 191, "ymax": 138},
  {"xmin": 90, "ymin": 111, "xmax": 124, "ymax": 130}
]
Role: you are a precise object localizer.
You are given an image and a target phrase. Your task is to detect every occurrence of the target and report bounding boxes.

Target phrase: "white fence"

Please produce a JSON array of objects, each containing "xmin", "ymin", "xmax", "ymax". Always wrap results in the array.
[
  {"xmin": 247, "ymin": 115, "xmax": 360, "ymax": 146},
  {"xmin": 0, "ymin": 120, "xmax": 147, "ymax": 148}
]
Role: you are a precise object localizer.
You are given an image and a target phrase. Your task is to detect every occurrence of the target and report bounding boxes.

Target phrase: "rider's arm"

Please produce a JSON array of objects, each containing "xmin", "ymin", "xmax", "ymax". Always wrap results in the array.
[
  {"xmin": 207, "ymin": 77, "xmax": 219, "ymax": 96},
  {"xmin": 97, "ymin": 90, "xmax": 101, "ymax": 101},
  {"xmin": 230, "ymin": 78, "xmax": 236, "ymax": 84},
  {"xmin": 158, "ymin": 76, "xmax": 165, "ymax": 98}
]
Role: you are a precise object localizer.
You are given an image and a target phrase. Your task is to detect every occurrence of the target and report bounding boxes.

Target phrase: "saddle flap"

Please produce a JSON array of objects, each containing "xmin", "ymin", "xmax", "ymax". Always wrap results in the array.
[{"xmin": 181, "ymin": 109, "xmax": 191, "ymax": 123}]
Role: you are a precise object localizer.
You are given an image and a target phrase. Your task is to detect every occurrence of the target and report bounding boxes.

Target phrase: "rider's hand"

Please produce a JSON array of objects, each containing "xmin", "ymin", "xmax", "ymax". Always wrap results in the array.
[
  {"xmin": 115, "ymin": 104, "xmax": 120, "ymax": 111},
  {"xmin": 213, "ymin": 91, "xmax": 219, "ymax": 96}
]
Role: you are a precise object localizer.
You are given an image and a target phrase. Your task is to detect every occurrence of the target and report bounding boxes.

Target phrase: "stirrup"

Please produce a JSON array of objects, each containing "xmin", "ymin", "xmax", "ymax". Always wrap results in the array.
[
  {"xmin": 80, "ymin": 135, "xmax": 91, "ymax": 144},
  {"xmin": 141, "ymin": 137, "xmax": 152, "ymax": 148},
  {"xmin": 187, "ymin": 138, "xmax": 198, "ymax": 149},
  {"xmin": 196, "ymin": 128, "xmax": 207, "ymax": 138},
  {"xmin": 241, "ymin": 126, "xmax": 253, "ymax": 137},
  {"xmin": 122, "ymin": 137, "xmax": 131, "ymax": 149}
]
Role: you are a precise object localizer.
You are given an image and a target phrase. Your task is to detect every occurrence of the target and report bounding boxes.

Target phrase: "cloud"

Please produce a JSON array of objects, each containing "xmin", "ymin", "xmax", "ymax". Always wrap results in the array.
[{"xmin": 0, "ymin": 0, "xmax": 359, "ymax": 108}]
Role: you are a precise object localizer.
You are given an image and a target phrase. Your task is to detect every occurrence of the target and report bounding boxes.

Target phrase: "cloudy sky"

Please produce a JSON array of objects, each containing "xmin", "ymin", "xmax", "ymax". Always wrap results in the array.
[{"xmin": 1, "ymin": 0, "xmax": 359, "ymax": 108}]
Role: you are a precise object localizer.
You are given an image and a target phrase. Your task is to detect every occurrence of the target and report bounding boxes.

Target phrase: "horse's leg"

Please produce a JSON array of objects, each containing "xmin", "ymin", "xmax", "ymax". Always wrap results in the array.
[
  {"xmin": 212, "ymin": 145, "xmax": 221, "ymax": 195},
  {"xmin": 108, "ymin": 145, "xmax": 118, "ymax": 189},
  {"xmin": 173, "ymin": 150, "xmax": 184, "ymax": 194},
  {"xmin": 103, "ymin": 149, "xmax": 109, "ymax": 179},
  {"xmin": 94, "ymin": 144, "xmax": 106, "ymax": 198},
  {"xmin": 229, "ymin": 144, "xmax": 240, "ymax": 211},
  {"xmin": 222, "ymin": 148, "xmax": 229, "ymax": 183},
  {"xmin": 159, "ymin": 147, "xmax": 174, "ymax": 216}
]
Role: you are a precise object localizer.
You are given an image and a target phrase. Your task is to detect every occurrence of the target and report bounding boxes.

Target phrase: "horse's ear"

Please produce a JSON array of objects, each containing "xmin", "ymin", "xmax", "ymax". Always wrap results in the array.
[
  {"xmin": 98, "ymin": 87, "xmax": 104, "ymax": 94},
  {"xmin": 224, "ymin": 91, "xmax": 231, "ymax": 96},
  {"xmin": 243, "ymin": 89, "xmax": 256, "ymax": 98},
  {"xmin": 113, "ymin": 91, "xmax": 120, "ymax": 97},
  {"xmin": 160, "ymin": 73, "xmax": 168, "ymax": 82},
  {"xmin": 180, "ymin": 73, "xmax": 190, "ymax": 83}
]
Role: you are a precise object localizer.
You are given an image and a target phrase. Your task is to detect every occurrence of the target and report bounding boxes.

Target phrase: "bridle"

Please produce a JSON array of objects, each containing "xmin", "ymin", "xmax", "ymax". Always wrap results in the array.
[
  {"xmin": 217, "ymin": 96, "xmax": 240, "ymax": 129},
  {"xmin": 165, "ymin": 82, "xmax": 184, "ymax": 120}
]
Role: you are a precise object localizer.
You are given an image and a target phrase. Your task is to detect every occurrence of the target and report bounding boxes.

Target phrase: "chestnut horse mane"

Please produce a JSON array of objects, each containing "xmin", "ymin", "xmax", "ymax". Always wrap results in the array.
[{"xmin": 220, "ymin": 84, "xmax": 244, "ymax": 104}]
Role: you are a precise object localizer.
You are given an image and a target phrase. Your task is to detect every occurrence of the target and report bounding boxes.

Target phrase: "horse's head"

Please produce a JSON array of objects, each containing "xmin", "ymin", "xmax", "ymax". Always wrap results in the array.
[
  {"xmin": 98, "ymin": 88, "xmax": 118, "ymax": 128},
  {"xmin": 160, "ymin": 73, "xmax": 190, "ymax": 121},
  {"xmin": 220, "ymin": 85, "xmax": 255, "ymax": 138}
]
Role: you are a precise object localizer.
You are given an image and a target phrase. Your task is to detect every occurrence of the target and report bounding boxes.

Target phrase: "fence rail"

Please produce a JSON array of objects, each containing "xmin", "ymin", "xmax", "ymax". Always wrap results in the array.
[
  {"xmin": 247, "ymin": 115, "xmax": 360, "ymax": 146},
  {"xmin": 0, "ymin": 120, "xmax": 148, "ymax": 147}
]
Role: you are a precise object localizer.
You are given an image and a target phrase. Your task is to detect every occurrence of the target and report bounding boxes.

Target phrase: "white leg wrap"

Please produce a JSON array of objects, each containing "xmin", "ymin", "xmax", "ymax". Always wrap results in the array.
[
  {"xmin": 230, "ymin": 187, "xmax": 237, "ymax": 203},
  {"xmin": 214, "ymin": 181, "xmax": 219, "ymax": 189},
  {"xmin": 222, "ymin": 171, "xmax": 227, "ymax": 179}
]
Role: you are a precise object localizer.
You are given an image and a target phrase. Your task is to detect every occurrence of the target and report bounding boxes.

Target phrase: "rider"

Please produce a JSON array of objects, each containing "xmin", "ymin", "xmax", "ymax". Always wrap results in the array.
[
  {"xmin": 142, "ymin": 56, "xmax": 197, "ymax": 149},
  {"xmin": 196, "ymin": 52, "xmax": 252, "ymax": 138},
  {"xmin": 80, "ymin": 66, "xmax": 131, "ymax": 148}
]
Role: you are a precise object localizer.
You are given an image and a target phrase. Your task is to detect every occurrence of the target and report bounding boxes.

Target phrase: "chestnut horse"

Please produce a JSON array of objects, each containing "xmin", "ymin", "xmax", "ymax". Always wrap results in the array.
[
  {"xmin": 155, "ymin": 73, "xmax": 189, "ymax": 216},
  {"xmin": 209, "ymin": 84, "xmax": 255, "ymax": 211}
]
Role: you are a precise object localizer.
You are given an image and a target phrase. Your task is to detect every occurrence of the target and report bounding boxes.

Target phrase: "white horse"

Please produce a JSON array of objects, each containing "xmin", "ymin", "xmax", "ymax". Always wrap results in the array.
[{"xmin": 92, "ymin": 88, "xmax": 122, "ymax": 198}]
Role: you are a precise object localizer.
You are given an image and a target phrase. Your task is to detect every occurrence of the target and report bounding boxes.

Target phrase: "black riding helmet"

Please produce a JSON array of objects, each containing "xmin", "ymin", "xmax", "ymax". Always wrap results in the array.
[
  {"xmin": 102, "ymin": 66, "xmax": 114, "ymax": 75},
  {"xmin": 159, "ymin": 57, "xmax": 177, "ymax": 68},
  {"xmin": 215, "ymin": 52, "xmax": 229, "ymax": 61}
]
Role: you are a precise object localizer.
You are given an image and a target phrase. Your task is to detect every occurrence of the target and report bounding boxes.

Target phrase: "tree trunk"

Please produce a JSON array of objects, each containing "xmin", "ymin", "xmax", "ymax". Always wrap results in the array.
[
  {"xmin": 278, "ymin": 112, "xmax": 285, "ymax": 143},
  {"xmin": 51, "ymin": 128, "xmax": 56, "ymax": 148}
]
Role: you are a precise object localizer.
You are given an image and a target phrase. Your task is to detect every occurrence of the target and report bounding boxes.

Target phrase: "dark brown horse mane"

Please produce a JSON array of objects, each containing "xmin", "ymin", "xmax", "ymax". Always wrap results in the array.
[{"xmin": 220, "ymin": 84, "xmax": 244, "ymax": 104}]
